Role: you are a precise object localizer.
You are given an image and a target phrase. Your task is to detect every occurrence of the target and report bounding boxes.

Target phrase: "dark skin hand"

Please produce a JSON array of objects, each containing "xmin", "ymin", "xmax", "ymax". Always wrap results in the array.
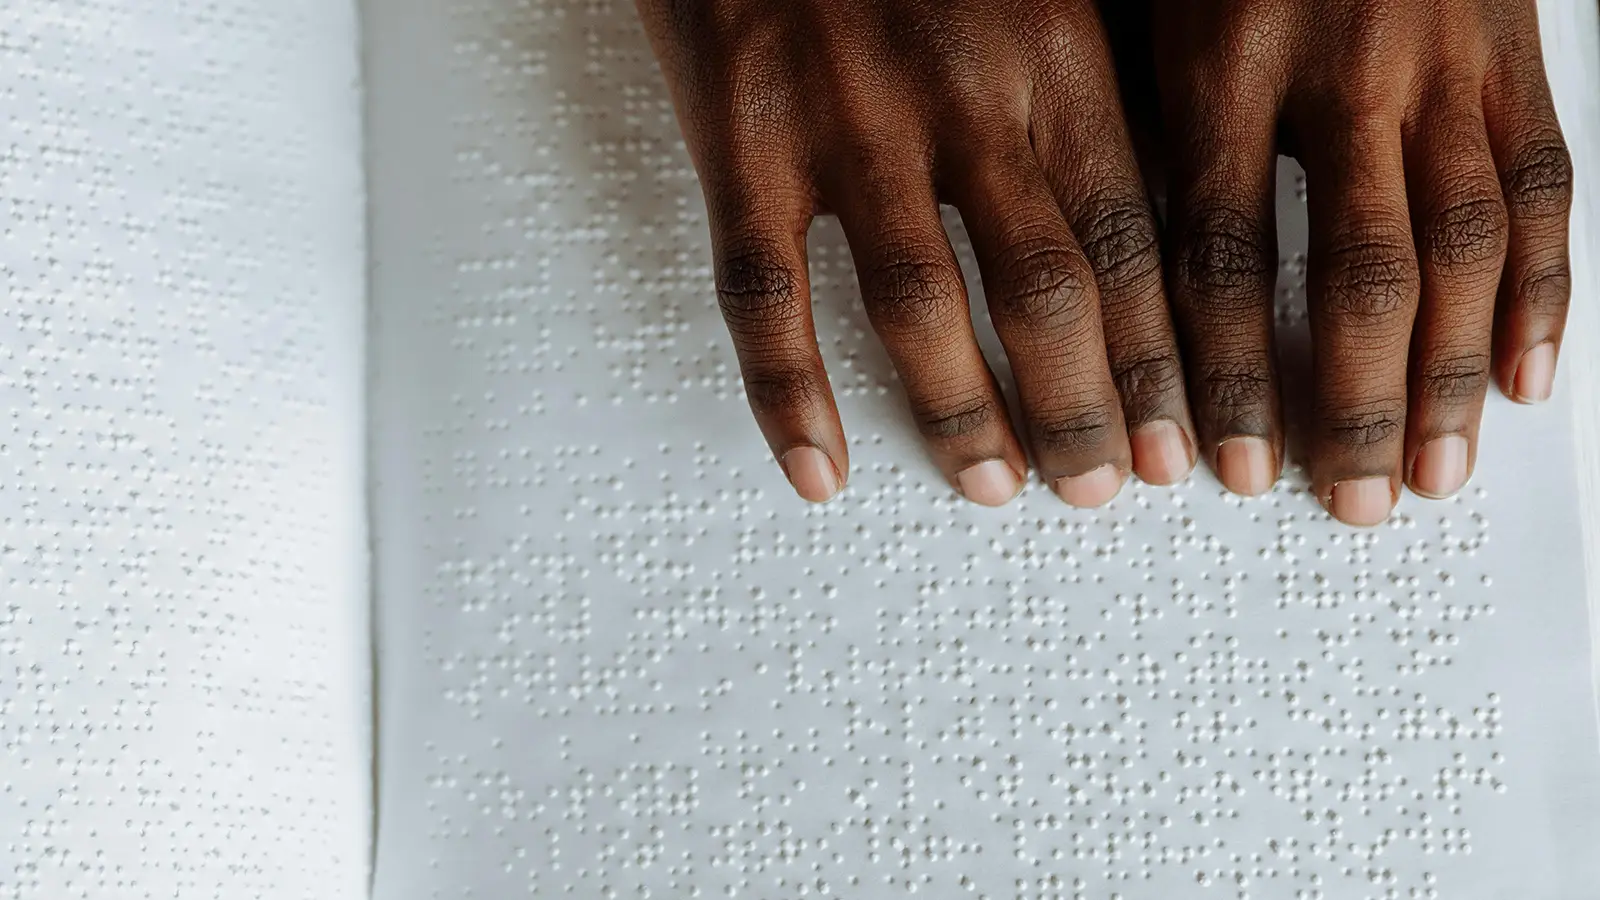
[
  {"xmin": 634, "ymin": 0, "xmax": 1199, "ymax": 508},
  {"xmin": 1148, "ymin": 0, "xmax": 1572, "ymax": 525},
  {"xmin": 637, "ymin": 0, "xmax": 1571, "ymax": 527}
]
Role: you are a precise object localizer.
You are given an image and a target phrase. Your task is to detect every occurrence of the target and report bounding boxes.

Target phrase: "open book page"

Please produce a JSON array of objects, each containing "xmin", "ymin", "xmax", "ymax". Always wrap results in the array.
[
  {"xmin": 365, "ymin": 1, "xmax": 1600, "ymax": 897},
  {"xmin": 0, "ymin": 2, "xmax": 370, "ymax": 896},
  {"xmin": 1543, "ymin": 0, "xmax": 1600, "ymax": 649}
]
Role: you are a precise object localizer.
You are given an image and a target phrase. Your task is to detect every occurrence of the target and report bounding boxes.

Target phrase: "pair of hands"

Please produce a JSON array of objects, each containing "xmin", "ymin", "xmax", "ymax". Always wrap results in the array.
[{"xmin": 635, "ymin": 0, "xmax": 1573, "ymax": 526}]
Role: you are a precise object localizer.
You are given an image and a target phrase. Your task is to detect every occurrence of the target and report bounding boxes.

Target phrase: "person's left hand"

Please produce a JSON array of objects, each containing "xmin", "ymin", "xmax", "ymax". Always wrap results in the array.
[{"xmin": 634, "ymin": 0, "xmax": 1200, "ymax": 508}]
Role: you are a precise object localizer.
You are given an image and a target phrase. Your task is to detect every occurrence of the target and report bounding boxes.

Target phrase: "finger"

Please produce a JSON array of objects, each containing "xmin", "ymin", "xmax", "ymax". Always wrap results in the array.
[
  {"xmin": 1402, "ymin": 95, "xmax": 1506, "ymax": 500},
  {"xmin": 1030, "ymin": 30, "xmax": 1196, "ymax": 487},
  {"xmin": 705, "ymin": 173, "xmax": 848, "ymax": 502},
  {"xmin": 943, "ymin": 143, "xmax": 1131, "ymax": 508},
  {"xmin": 1299, "ymin": 119, "xmax": 1419, "ymax": 526},
  {"xmin": 824, "ymin": 155, "xmax": 1030, "ymax": 507},
  {"xmin": 1159, "ymin": 78, "xmax": 1284, "ymax": 496},
  {"xmin": 1483, "ymin": 40, "xmax": 1575, "ymax": 403}
]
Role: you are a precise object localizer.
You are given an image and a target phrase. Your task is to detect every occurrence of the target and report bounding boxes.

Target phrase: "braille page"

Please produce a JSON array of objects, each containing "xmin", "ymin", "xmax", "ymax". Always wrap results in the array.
[
  {"xmin": 0, "ymin": 2, "xmax": 370, "ymax": 898},
  {"xmin": 364, "ymin": 1, "xmax": 1600, "ymax": 898}
]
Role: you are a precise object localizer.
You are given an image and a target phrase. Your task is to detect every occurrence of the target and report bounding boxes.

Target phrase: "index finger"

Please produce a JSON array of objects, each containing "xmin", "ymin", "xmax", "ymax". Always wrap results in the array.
[{"xmin": 705, "ymin": 173, "xmax": 849, "ymax": 502}]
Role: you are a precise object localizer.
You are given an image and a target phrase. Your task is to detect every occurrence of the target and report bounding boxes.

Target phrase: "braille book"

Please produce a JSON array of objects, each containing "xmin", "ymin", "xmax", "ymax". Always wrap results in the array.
[{"xmin": 4, "ymin": 1, "xmax": 1600, "ymax": 898}]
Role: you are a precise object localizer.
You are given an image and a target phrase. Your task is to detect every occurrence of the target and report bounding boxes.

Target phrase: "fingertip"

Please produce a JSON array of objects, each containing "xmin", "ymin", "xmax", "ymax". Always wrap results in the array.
[
  {"xmin": 1215, "ymin": 436, "xmax": 1277, "ymax": 497},
  {"xmin": 1131, "ymin": 420, "xmax": 1195, "ymax": 486},
  {"xmin": 1053, "ymin": 463, "xmax": 1126, "ymax": 508},
  {"xmin": 1510, "ymin": 341, "xmax": 1557, "ymax": 404},
  {"xmin": 1409, "ymin": 435, "xmax": 1471, "ymax": 500},
  {"xmin": 781, "ymin": 445, "xmax": 843, "ymax": 503},
  {"xmin": 1327, "ymin": 476, "xmax": 1396, "ymax": 528},
  {"xmin": 955, "ymin": 459, "xmax": 1026, "ymax": 507}
]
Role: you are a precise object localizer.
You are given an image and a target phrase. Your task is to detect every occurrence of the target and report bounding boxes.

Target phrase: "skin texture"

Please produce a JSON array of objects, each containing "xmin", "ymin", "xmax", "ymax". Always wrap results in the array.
[
  {"xmin": 633, "ymin": 0, "xmax": 1199, "ymax": 508},
  {"xmin": 635, "ymin": 0, "xmax": 1571, "ymax": 526},
  {"xmin": 1146, "ymin": 0, "xmax": 1572, "ymax": 525}
]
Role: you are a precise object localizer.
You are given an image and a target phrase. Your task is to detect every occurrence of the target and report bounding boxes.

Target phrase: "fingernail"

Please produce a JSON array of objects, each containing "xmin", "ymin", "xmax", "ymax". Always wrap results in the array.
[
  {"xmin": 956, "ymin": 459, "xmax": 1023, "ymax": 507},
  {"xmin": 781, "ymin": 446, "xmax": 841, "ymax": 502},
  {"xmin": 1053, "ymin": 463, "xmax": 1125, "ymax": 508},
  {"xmin": 1329, "ymin": 476, "xmax": 1394, "ymax": 527},
  {"xmin": 1216, "ymin": 436, "xmax": 1275, "ymax": 496},
  {"xmin": 1514, "ymin": 342, "xmax": 1556, "ymax": 403},
  {"xmin": 1411, "ymin": 435, "xmax": 1469, "ymax": 499},
  {"xmin": 1131, "ymin": 420, "xmax": 1194, "ymax": 486}
]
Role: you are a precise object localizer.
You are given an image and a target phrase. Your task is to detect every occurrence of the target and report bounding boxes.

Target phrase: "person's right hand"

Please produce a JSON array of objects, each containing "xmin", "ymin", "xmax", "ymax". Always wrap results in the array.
[
  {"xmin": 634, "ymin": 0, "xmax": 1197, "ymax": 507},
  {"xmin": 1148, "ymin": 0, "xmax": 1573, "ymax": 526}
]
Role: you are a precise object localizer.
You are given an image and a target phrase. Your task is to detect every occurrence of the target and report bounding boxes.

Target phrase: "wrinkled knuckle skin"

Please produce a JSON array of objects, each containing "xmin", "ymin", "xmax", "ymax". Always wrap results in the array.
[
  {"xmin": 1173, "ymin": 205, "xmax": 1274, "ymax": 313},
  {"xmin": 1503, "ymin": 138, "xmax": 1574, "ymax": 219},
  {"xmin": 1112, "ymin": 351, "xmax": 1184, "ymax": 421},
  {"xmin": 716, "ymin": 243, "xmax": 802, "ymax": 325},
  {"xmin": 1198, "ymin": 367, "xmax": 1274, "ymax": 428},
  {"xmin": 1033, "ymin": 407, "xmax": 1117, "ymax": 457},
  {"xmin": 742, "ymin": 367, "xmax": 825, "ymax": 417},
  {"xmin": 914, "ymin": 394, "xmax": 1001, "ymax": 441},
  {"xmin": 1417, "ymin": 355, "xmax": 1490, "ymax": 407},
  {"xmin": 990, "ymin": 235, "xmax": 1095, "ymax": 330},
  {"xmin": 1423, "ymin": 194, "xmax": 1508, "ymax": 271},
  {"xmin": 1319, "ymin": 405, "xmax": 1405, "ymax": 450},
  {"xmin": 862, "ymin": 244, "xmax": 963, "ymax": 332},
  {"xmin": 1321, "ymin": 237, "xmax": 1420, "ymax": 321},
  {"xmin": 1517, "ymin": 262, "xmax": 1572, "ymax": 316},
  {"xmin": 1076, "ymin": 195, "xmax": 1162, "ymax": 296}
]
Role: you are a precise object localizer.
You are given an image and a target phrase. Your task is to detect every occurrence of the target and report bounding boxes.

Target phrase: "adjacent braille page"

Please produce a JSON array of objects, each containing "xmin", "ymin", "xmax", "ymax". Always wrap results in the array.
[
  {"xmin": 364, "ymin": 1, "xmax": 1600, "ymax": 897},
  {"xmin": 0, "ymin": 2, "xmax": 370, "ymax": 898}
]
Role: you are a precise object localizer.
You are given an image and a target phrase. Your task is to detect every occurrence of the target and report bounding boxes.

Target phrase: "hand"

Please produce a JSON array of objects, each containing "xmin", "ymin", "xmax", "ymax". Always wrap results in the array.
[
  {"xmin": 1150, "ymin": 0, "xmax": 1573, "ymax": 525},
  {"xmin": 635, "ymin": 0, "xmax": 1198, "ymax": 506}
]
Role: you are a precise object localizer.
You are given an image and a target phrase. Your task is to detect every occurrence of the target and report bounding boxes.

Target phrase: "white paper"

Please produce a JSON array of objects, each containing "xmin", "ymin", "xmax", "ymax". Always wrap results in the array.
[
  {"xmin": 0, "ymin": 2, "xmax": 370, "ymax": 897},
  {"xmin": 364, "ymin": 1, "xmax": 1600, "ymax": 898},
  {"xmin": 1540, "ymin": 0, "xmax": 1600, "ymax": 664}
]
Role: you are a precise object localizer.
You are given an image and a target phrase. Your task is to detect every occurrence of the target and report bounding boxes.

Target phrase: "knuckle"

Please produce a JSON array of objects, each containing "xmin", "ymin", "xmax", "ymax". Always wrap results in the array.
[
  {"xmin": 1198, "ymin": 366, "xmax": 1273, "ymax": 415},
  {"xmin": 1320, "ymin": 234, "xmax": 1420, "ymax": 321},
  {"xmin": 861, "ymin": 240, "xmax": 964, "ymax": 331},
  {"xmin": 1503, "ymin": 137, "xmax": 1574, "ymax": 218},
  {"xmin": 1516, "ymin": 261, "xmax": 1572, "ymax": 316},
  {"xmin": 1075, "ymin": 194, "xmax": 1162, "ymax": 295},
  {"xmin": 1174, "ymin": 203, "xmax": 1273, "ymax": 311},
  {"xmin": 716, "ymin": 242, "xmax": 803, "ymax": 325},
  {"xmin": 989, "ymin": 231, "xmax": 1095, "ymax": 329},
  {"xmin": 913, "ymin": 393, "xmax": 1002, "ymax": 441},
  {"xmin": 1033, "ymin": 406, "xmax": 1117, "ymax": 456},
  {"xmin": 1319, "ymin": 403, "xmax": 1405, "ymax": 449},
  {"xmin": 1112, "ymin": 349, "xmax": 1184, "ymax": 411},
  {"xmin": 1417, "ymin": 354, "xmax": 1490, "ymax": 406},
  {"xmin": 741, "ymin": 366, "xmax": 825, "ymax": 417},
  {"xmin": 1423, "ymin": 192, "xmax": 1508, "ymax": 271}
]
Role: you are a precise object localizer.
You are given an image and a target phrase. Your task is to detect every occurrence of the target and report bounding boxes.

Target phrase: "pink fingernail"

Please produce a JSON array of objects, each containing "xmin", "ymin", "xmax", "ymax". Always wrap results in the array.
[
  {"xmin": 1329, "ymin": 476, "xmax": 1395, "ymax": 527},
  {"xmin": 1053, "ymin": 464, "xmax": 1125, "ymax": 508},
  {"xmin": 1514, "ymin": 342, "xmax": 1556, "ymax": 403},
  {"xmin": 956, "ymin": 459, "xmax": 1023, "ymax": 507},
  {"xmin": 1132, "ymin": 420, "xmax": 1195, "ymax": 486},
  {"xmin": 781, "ymin": 446, "xmax": 841, "ymax": 502},
  {"xmin": 1216, "ymin": 437, "xmax": 1276, "ymax": 496},
  {"xmin": 1411, "ymin": 435, "xmax": 1469, "ymax": 499}
]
